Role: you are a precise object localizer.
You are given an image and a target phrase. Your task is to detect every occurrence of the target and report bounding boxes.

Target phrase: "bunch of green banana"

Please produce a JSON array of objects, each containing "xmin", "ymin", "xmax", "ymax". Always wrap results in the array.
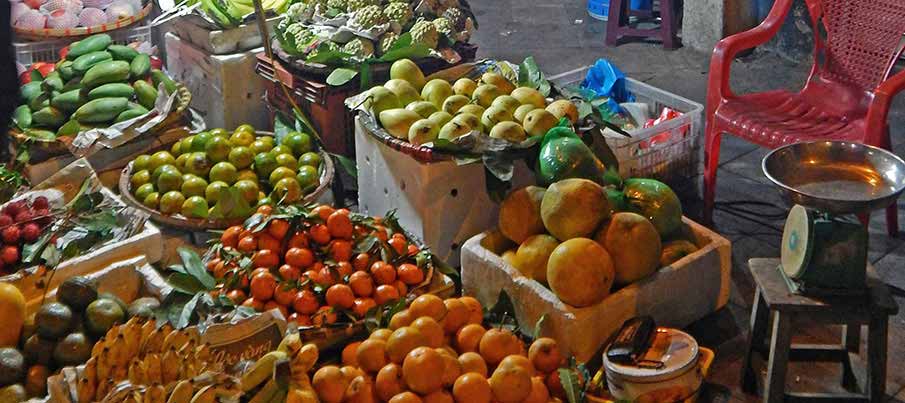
[{"xmin": 201, "ymin": 0, "xmax": 289, "ymax": 28}]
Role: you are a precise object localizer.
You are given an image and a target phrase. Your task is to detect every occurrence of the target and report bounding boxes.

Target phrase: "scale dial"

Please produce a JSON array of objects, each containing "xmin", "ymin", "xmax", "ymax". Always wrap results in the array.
[{"xmin": 781, "ymin": 204, "xmax": 814, "ymax": 279}]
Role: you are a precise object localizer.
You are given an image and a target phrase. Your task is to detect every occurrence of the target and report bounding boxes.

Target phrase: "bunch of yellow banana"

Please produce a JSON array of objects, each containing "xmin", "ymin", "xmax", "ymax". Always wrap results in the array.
[
  {"xmin": 74, "ymin": 318, "xmax": 228, "ymax": 403},
  {"xmin": 239, "ymin": 332, "xmax": 320, "ymax": 403},
  {"xmin": 225, "ymin": 0, "xmax": 288, "ymax": 19}
]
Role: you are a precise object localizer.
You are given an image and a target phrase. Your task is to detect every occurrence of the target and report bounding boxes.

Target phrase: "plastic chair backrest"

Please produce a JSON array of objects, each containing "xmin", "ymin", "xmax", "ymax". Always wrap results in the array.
[{"xmin": 804, "ymin": 0, "xmax": 905, "ymax": 92}]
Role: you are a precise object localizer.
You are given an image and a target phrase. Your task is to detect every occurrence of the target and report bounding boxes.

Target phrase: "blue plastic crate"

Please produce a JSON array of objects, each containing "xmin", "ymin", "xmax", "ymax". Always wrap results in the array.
[{"xmin": 588, "ymin": 0, "xmax": 652, "ymax": 20}]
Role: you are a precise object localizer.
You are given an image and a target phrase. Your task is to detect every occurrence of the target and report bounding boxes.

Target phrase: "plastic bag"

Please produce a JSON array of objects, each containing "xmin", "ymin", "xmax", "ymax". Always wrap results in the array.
[
  {"xmin": 536, "ymin": 122, "xmax": 615, "ymax": 187},
  {"xmin": 581, "ymin": 59, "xmax": 635, "ymax": 104}
]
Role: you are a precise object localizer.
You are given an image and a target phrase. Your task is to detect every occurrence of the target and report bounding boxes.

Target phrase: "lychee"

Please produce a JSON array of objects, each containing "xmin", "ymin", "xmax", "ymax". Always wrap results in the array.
[
  {"xmin": 1, "ymin": 245, "xmax": 19, "ymax": 265},
  {"xmin": 32, "ymin": 196, "xmax": 49, "ymax": 210},
  {"xmin": 3, "ymin": 201, "xmax": 23, "ymax": 218},
  {"xmin": 34, "ymin": 209, "xmax": 50, "ymax": 226},
  {"xmin": 2, "ymin": 226, "xmax": 20, "ymax": 244},
  {"xmin": 14, "ymin": 210, "xmax": 33, "ymax": 224},
  {"xmin": 0, "ymin": 215, "xmax": 12, "ymax": 227},
  {"xmin": 22, "ymin": 223, "xmax": 41, "ymax": 243}
]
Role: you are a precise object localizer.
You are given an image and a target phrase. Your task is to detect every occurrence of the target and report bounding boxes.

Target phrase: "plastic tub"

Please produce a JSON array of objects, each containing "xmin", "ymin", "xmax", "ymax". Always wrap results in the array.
[
  {"xmin": 13, "ymin": 23, "xmax": 151, "ymax": 65},
  {"xmin": 588, "ymin": 0, "xmax": 653, "ymax": 20}
]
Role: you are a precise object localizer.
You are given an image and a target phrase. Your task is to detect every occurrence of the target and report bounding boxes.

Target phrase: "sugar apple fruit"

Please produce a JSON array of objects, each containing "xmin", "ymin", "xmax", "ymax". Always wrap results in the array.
[
  {"xmin": 410, "ymin": 18, "xmax": 439, "ymax": 49},
  {"xmin": 346, "ymin": 0, "xmax": 377, "ymax": 11},
  {"xmin": 443, "ymin": 7, "xmax": 467, "ymax": 31},
  {"xmin": 287, "ymin": 2, "xmax": 314, "ymax": 22},
  {"xmin": 378, "ymin": 32, "xmax": 399, "ymax": 55},
  {"xmin": 308, "ymin": 41, "xmax": 341, "ymax": 61},
  {"xmin": 350, "ymin": 5, "xmax": 386, "ymax": 29},
  {"xmin": 342, "ymin": 37, "xmax": 375, "ymax": 58},
  {"xmin": 327, "ymin": 0, "xmax": 347, "ymax": 12},
  {"xmin": 384, "ymin": 2, "xmax": 412, "ymax": 26},
  {"xmin": 432, "ymin": 17, "xmax": 453, "ymax": 38}
]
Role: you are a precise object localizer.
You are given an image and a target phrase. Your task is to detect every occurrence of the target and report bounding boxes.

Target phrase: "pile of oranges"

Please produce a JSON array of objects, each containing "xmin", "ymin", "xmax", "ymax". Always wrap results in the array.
[
  {"xmin": 311, "ymin": 294, "xmax": 567, "ymax": 403},
  {"xmin": 205, "ymin": 204, "xmax": 432, "ymax": 326}
]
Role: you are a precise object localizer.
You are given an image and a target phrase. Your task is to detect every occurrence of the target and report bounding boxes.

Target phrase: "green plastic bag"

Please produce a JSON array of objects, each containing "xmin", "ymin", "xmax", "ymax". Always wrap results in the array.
[{"xmin": 535, "ymin": 122, "xmax": 618, "ymax": 187}]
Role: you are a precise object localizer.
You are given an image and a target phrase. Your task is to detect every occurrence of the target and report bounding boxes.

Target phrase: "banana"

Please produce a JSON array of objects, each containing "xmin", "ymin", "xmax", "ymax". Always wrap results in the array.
[
  {"xmin": 112, "ymin": 363, "xmax": 128, "ymax": 382},
  {"xmin": 123, "ymin": 319, "xmax": 143, "ymax": 359},
  {"xmin": 110, "ymin": 334, "xmax": 130, "ymax": 368},
  {"xmin": 97, "ymin": 347, "xmax": 112, "ymax": 381},
  {"xmin": 125, "ymin": 390, "xmax": 142, "ymax": 403},
  {"xmin": 145, "ymin": 383, "xmax": 166, "ymax": 403},
  {"xmin": 290, "ymin": 345, "xmax": 319, "ymax": 385},
  {"xmin": 167, "ymin": 380, "xmax": 194, "ymax": 403},
  {"xmin": 277, "ymin": 333, "xmax": 301, "ymax": 356},
  {"xmin": 105, "ymin": 324, "xmax": 121, "ymax": 345},
  {"xmin": 128, "ymin": 358, "xmax": 146, "ymax": 384},
  {"xmin": 144, "ymin": 324, "xmax": 173, "ymax": 355},
  {"xmin": 240, "ymin": 351, "xmax": 287, "ymax": 392},
  {"xmin": 163, "ymin": 329, "xmax": 191, "ymax": 353},
  {"xmin": 267, "ymin": 385, "xmax": 288, "ymax": 403},
  {"xmin": 189, "ymin": 385, "xmax": 216, "ymax": 403},
  {"xmin": 83, "ymin": 356, "xmax": 98, "ymax": 384},
  {"xmin": 248, "ymin": 379, "xmax": 280, "ymax": 403},
  {"xmin": 96, "ymin": 379, "xmax": 114, "ymax": 401},
  {"xmin": 76, "ymin": 377, "xmax": 96, "ymax": 403},
  {"xmin": 145, "ymin": 353, "xmax": 163, "ymax": 384},
  {"xmin": 92, "ymin": 336, "xmax": 107, "ymax": 358},
  {"xmin": 161, "ymin": 347, "xmax": 180, "ymax": 384},
  {"xmin": 140, "ymin": 319, "xmax": 157, "ymax": 351}
]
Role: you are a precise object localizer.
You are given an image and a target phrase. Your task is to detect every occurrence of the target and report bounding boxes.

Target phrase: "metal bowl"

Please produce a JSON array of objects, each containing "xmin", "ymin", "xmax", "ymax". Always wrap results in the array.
[{"xmin": 762, "ymin": 141, "xmax": 905, "ymax": 215}]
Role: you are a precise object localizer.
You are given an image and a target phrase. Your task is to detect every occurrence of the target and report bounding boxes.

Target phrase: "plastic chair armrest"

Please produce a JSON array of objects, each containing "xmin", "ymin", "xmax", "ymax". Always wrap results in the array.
[{"xmin": 864, "ymin": 69, "xmax": 905, "ymax": 143}]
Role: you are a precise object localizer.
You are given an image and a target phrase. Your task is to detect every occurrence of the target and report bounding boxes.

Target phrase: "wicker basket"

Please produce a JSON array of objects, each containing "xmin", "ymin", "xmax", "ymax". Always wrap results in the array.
[
  {"xmin": 13, "ymin": 2, "xmax": 152, "ymax": 40},
  {"xmin": 9, "ymin": 83, "xmax": 193, "ymax": 162},
  {"xmin": 117, "ymin": 132, "xmax": 336, "ymax": 231}
]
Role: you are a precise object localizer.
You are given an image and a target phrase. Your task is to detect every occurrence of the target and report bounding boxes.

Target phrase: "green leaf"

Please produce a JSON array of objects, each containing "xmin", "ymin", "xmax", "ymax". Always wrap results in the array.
[
  {"xmin": 533, "ymin": 314, "xmax": 547, "ymax": 340},
  {"xmin": 330, "ymin": 153, "xmax": 357, "ymax": 179},
  {"xmin": 327, "ymin": 68, "xmax": 359, "ymax": 87},
  {"xmin": 577, "ymin": 100, "xmax": 594, "ymax": 120},
  {"xmin": 21, "ymin": 232, "xmax": 52, "ymax": 265},
  {"xmin": 558, "ymin": 368, "xmax": 583, "ymax": 403},
  {"xmin": 210, "ymin": 187, "xmax": 252, "ymax": 220},
  {"xmin": 167, "ymin": 272, "xmax": 207, "ymax": 295},
  {"xmin": 518, "ymin": 57, "xmax": 552, "ymax": 97},
  {"xmin": 30, "ymin": 70, "xmax": 42, "ymax": 82},
  {"xmin": 175, "ymin": 292, "xmax": 203, "ymax": 329},
  {"xmin": 40, "ymin": 244, "xmax": 61, "ymax": 268},
  {"xmin": 178, "ymin": 247, "xmax": 215, "ymax": 290},
  {"xmin": 274, "ymin": 113, "xmax": 294, "ymax": 140}
]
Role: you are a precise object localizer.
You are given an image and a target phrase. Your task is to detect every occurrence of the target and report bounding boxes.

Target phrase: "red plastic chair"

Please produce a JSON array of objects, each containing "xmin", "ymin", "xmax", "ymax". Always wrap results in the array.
[{"xmin": 703, "ymin": 0, "xmax": 905, "ymax": 235}]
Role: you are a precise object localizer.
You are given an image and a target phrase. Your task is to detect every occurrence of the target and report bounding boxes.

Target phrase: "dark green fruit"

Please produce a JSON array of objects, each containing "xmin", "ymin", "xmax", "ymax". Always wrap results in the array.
[
  {"xmin": 127, "ymin": 297, "xmax": 160, "ymax": 318},
  {"xmin": 57, "ymin": 276, "xmax": 98, "ymax": 311},
  {"xmin": 52, "ymin": 333, "xmax": 91, "ymax": 367},
  {"xmin": 34, "ymin": 303, "xmax": 73, "ymax": 340},
  {"xmin": 22, "ymin": 335, "xmax": 54, "ymax": 366},
  {"xmin": 0, "ymin": 348, "xmax": 26, "ymax": 387},
  {"xmin": 85, "ymin": 298, "xmax": 125, "ymax": 336}
]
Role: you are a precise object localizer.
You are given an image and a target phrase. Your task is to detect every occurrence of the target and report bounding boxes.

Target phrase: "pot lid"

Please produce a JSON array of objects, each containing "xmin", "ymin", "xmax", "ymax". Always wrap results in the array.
[{"xmin": 603, "ymin": 328, "xmax": 699, "ymax": 383}]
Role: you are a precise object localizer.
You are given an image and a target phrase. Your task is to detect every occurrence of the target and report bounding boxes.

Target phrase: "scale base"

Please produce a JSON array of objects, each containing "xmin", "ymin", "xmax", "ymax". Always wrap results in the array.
[{"xmin": 778, "ymin": 265, "xmax": 867, "ymax": 297}]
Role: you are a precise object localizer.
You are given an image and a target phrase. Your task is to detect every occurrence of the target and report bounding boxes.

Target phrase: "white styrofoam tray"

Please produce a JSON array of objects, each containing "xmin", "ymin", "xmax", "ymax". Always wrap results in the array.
[{"xmin": 460, "ymin": 217, "xmax": 731, "ymax": 362}]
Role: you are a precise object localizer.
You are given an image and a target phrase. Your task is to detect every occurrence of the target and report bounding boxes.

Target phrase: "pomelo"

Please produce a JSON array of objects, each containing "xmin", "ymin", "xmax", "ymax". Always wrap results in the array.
[
  {"xmin": 622, "ymin": 178, "xmax": 682, "ymax": 237},
  {"xmin": 595, "ymin": 212, "xmax": 662, "ymax": 286},
  {"xmin": 546, "ymin": 238, "xmax": 614, "ymax": 307},
  {"xmin": 498, "ymin": 186, "xmax": 546, "ymax": 244},
  {"xmin": 540, "ymin": 179, "xmax": 609, "ymax": 241},
  {"xmin": 514, "ymin": 235, "xmax": 559, "ymax": 283}
]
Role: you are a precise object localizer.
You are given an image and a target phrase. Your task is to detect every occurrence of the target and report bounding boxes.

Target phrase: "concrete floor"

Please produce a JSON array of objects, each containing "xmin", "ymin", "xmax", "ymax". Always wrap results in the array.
[{"xmin": 467, "ymin": 1, "xmax": 905, "ymax": 401}]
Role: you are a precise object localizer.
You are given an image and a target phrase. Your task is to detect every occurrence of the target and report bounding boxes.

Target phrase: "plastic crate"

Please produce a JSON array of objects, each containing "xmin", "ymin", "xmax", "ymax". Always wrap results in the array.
[
  {"xmin": 13, "ymin": 23, "xmax": 152, "ymax": 65},
  {"xmin": 549, "ymin": 66, "xmax": 704, "ymax": 196}
]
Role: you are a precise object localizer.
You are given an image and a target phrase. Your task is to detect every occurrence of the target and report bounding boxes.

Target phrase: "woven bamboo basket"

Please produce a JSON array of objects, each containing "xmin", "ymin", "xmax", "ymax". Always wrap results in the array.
[{"xmin": 13, "ymin": 2, "xmax": 152, "ymax": 40}]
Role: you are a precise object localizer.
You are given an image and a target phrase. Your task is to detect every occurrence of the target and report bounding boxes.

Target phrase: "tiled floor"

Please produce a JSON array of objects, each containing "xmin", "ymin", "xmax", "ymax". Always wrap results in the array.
[{"xmin": 467, "ymin": 0, "xmax": 905, "ymax": 401}]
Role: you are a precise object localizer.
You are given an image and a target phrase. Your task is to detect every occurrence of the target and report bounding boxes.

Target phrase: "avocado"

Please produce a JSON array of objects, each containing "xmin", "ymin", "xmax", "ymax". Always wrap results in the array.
[
  {"xmin": 53, "ymin": 333, "xmax": 91, "ymax": 367},
  {"xmin": 57, "ymin": 276, "xmax": 98, "ymax": 312},
  {"xmin": 34, "ymin": 303, "xmax": 73, "ymax": 340},
  {"xmin": 127, "ymin": 297, "xmax": 161, "ymax": 318},
  {"xmin": 0, "ymin": 384, "xmax": 25, "ymax": 402},
  {"xmin": 85, "ymin": 298, "xmax": 125, "ymax": 336},
  {"xmin": 22, "ymin": 335, "xmax": 54, "ymax": 366},
  {"xmin": 97, "ymin": 292, "xmax": 129, "ymax": 318},
  {"xmin": 0, "ymin": 348, "xmax": 26, "ymax": 386}
]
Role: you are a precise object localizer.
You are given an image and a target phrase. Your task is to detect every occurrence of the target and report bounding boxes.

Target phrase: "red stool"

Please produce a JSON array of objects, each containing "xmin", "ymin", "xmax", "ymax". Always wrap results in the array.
[{"xmin": 605, "ymin": 0, "xmax": 681, "ymax": 49}]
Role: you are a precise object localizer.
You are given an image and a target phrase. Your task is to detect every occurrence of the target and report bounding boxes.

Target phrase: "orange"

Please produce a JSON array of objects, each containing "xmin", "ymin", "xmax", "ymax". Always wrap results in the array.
[
  {"xmin": 313, "ymin": 205, "xmax": 336, "ymax": 221},
  {"xmin": 411, "ymin": 317, "xmax": 444, "ymax": 348},
  {"xmin": 490, "ymin": 363, "xmax": 532, "ymax": 403},
  {"xmin": 452, "ymin": 373, "xmax": 492, "ymax": 403},
  {"xmin": 528, "ymin": 338, "xmax": 563, "ymax": 374},
  {"xmin": 268, "ymin": 218, "xmax": 290, "ymax": 239},
  {"xmin": 375, "ymin": 364, "xmax": 405, "ymax": 402},
  {"xmin": 344, "ymin": 375, "xmax": 375, "ymax": 403},
  {"xmin": 264, "ymin": 300, "xmax": 288, "ymax": 317},
  {"xmin": 386, "ymin": 326, "xmax": 428, "ymax": 364},
  {"xmin": 253, "ymin": 249, "xmax": 280, "ymax": 269},
  {"xmin": 370, "ymin": 261, "xmax": 396, "ymax": 285},
  {"xmin": 313, "ymin": 306, "xmax": 338, "ymax": 326},
  {"xmin": 348, "ymin": 271, "xmax": 374, "ymax": 297},
  {"xmin": 285, "ymin": 248, "xmax": 315, "ymax": 268},
  {"xmin": 442, "ymin": 299, "xmax": 469, "ymax": 334},
  {"xmin": 326, "ymin": 284, "xmax": 355, "ymax": 309},
  {"xmin": 335, "ymin": 208, "xmax": 351, "ymax": 215},
  {"xmin": 226, "ymin": 289, "xmax": 246, "ymax": 304},
  {"xmin": 342, "ymin": 341, "xmax": 361, "ymax": 366},
  {"xmin": 457, "ymin": 352, "xmax": 488, "ymax": 377},
  {"xmin": 370, "ymin": 329, "xmax": 393, "ymax": 341},
  {"xmin": 206, "ymin": 258, "xmax": 221, "ymax": 272},
  {"xmin": 388, "ymin": 309, "xmax": 413, "ymax": 330},
  {"xmin": 242, "ymin": 297, "xmax": 265, "ymax": 311},
  {"xmin": 356, "ymin": 338, "xmax": 389, "ymax": 373},
  {"xmin": 459, "ymin": 296, "xmax": 484, "ymax": 325},
  {"xmin": 237, "ymin": 235, "xmax": 258, "ymax": 252},
  {"xmin": 353, "ymin": 298, "xmax": 377, "ymax": 318},
  {"xmin": 312, "ymin": 266, "xmax": 337, "ymax": 287},
  {"xmin": 256, "ymin": 205, "xmax": 273, "ymax": 215},
  {"xmin": 273, "ymin": 284, "xmax": 297, "ymax": 306},
  {"xmin": 327, "ymin": 211, "xmax": 354, "ymax": 239},
  {"xmin": 312, "ymin": 366, "xmax": 349, "ymax": 403},
  {"xmin": 288, "ymin": 313, "xmax": 312, "ymax": 326},
  {"xmin": 409, "ymin": 295, "xmax": 447, "ymax": 322},
  {"xmin": 499, "ymin": 355, "xmax": 536, "ymax": 376},
  {"xmin": 407, "ymin": 244, "xmax": 420, "ymax": 255},
  {"xmin": 455, "ymin": 324, "xmax": 486, "ymax": 353},
  {"xmin": 221, "ymin": 226, "xmax": 242, "ymax": 248},
  {"xmin": 331, "ymin": 240, "xmax": 353, "ymax": 262},
  {"xmin": 292, "ymin": 290, "xmax": 319, "ymax": 315},
  {"xmin": 372, "ymin": 225, "xmax": 388, "ymax": 242},
  {"xmin": 523, "ymin": 376, "xmax": 550, "ymax": 403},
  {"xmin": 288, "ymin": 231, "xmax": 309, "ymax": 249},
  {"xmin": 392, "ymin": 232, "xmax": 407, "ymax": 242},
  {"xmin": 353, "ymin": 253, "xmax": 371, "ymax": 272},
  {"xmin": 389, "ymin": 392, "xmax": 423, "ymax": 403},
  {"xmin": 212, "ymin": 261, "xmax": 230, "ymax": 279},
  {"xmin": 436, "ymin": 349, "xmax": 463, "ymax": 388},
  {"xmin": 546, "ymin": 371, "xmax": 566, "ymax": 400},
  {"xmin": 396, "ymin": 263, "xmax": 424, "ymax": 285},
  {"xmin": 393, "ymin": 280, "xmax": 408, "ymax": 297},
  {"xmin": 336, "ymin": 261, "xmax": 354, "ymax": 277},
  {"xmin": 478, "ymin": 329, "xmax": 522, "ymax": 366},
  {"xmin": 310, "ymin": 224, "xmax": 331, "ymax": 244},
  {"xmin": 257, "ymin": 234, "xmax": 282, "ymax": 254},
  {"xmin": 375, "ymin": 285, "xmax": 400, "ymax": 305},
  {"xmin": 250, "ymin": 272, "xmax": 277, "ymax": 300},
  {"xmin": 278, "ymin": 264, "xmax": 301, "ymax": 281},
  {"xmin": 388, "ymin": 237, "xmax": 407, "ymax": 255},
  {"xmin": 251, "ymin": 267, "xmax": 272, "ymax": 278},
  {"xmin": 424, "ymin": 391, "xmax": 453, "ymax": 403},
  {"xmin": 402, "ymin": 347, "xmax": 444, "ymax": 394}
]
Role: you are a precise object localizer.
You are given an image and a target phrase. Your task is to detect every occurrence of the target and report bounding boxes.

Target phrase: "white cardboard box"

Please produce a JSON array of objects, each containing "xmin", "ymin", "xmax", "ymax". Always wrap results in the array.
[
  {"xmin": 164, "ymin": 32, "xmax": 270, "ymax": 130},
  {"xmin": 460, "ymin": 217, "xmax": 732, "ymax": 362},
  {"xmin": 355, "ymin": 117, "xmax": 535, "ymax": 266},
  {"xmin": 166, "ymin": 15, "xmax": 282, "ymax": 55}
]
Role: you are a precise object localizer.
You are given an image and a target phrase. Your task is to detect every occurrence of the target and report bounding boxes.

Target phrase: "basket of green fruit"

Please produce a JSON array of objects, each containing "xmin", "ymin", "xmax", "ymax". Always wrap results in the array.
[
  {"xmin": 10, "ymin": 33, "xmax": 192, "ymax": 164},
  {"xmin": 117, "ymin": 126, "xmax": 334, "ymax": 231}
]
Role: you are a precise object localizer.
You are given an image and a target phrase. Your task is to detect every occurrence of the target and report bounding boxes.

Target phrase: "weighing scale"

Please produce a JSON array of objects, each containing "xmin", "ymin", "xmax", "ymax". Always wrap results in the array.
[{"xmin": 762, "ymin": 141, "xmax": 905, "ymax": 296}]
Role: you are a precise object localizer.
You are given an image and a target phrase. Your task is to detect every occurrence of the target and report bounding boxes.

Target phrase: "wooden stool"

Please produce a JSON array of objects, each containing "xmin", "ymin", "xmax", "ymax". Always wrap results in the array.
[
  {"xmin": 605, "ymin": 0, "xmax": 681, "ymax": 49},
  {"xmin": 742, "ymin": 258, "xmax": 899, "ymax": 403}
]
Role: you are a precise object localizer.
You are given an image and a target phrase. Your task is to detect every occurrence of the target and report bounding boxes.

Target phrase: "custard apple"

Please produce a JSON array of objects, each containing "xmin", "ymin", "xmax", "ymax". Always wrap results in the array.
[
  {"xmin": 432, "ymin": 17, "xmax": 453, "ymax": 38},
  {"xmin": 346, "ymin": 0, "xmax": 377, "ymax": 11},
  {"xmin": 350, "ymin": 5, "xmax": 386, "ymax": 28},
  {"xmin": 378, "ymin": 32, "xmax": 399, "ymax": 54},
  {"xmin": 308, "ymin": 41, "xmax": 341, "ymax": 60},
  {"xmin": 326, "ymin": 0, "xmax": 346, "ymax": 12},
  {"xmin": 388, "ymin": 0, "xmax": 407, "ymax": 2},
  {"xmin": 410, "ymin": 18, "xmax": 439, "ymax": 49},
  {"xmin": 283, "ymin": 22, "xmax": 305, "ymax": 38},
  {"xmin": 384, "ymin": 2, "xmax": 412, "ymax": 26},
  {"xmin": 342, "ymin": 37, "xmax": 376, "ymax": 58},
  {"xmin": 443, "ymin": 7, "xmax": 466, "ymax": 30},
  {"xmin": 287, "ymin": 2, "xmax": 314, "ymax": 22},
  {"xmin": 293, "ymin": 28, "xmax": 318, "ymax": 51},
  {"xmin": 277, "ymin": 16, "xmax": 293, "ymax": 32}
]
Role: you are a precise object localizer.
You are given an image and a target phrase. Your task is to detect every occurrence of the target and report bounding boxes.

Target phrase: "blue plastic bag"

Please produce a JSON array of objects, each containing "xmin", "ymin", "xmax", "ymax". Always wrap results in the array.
[{"xmin": 581, "ymin": 59, "xmax": 635, "ymax": 112}]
